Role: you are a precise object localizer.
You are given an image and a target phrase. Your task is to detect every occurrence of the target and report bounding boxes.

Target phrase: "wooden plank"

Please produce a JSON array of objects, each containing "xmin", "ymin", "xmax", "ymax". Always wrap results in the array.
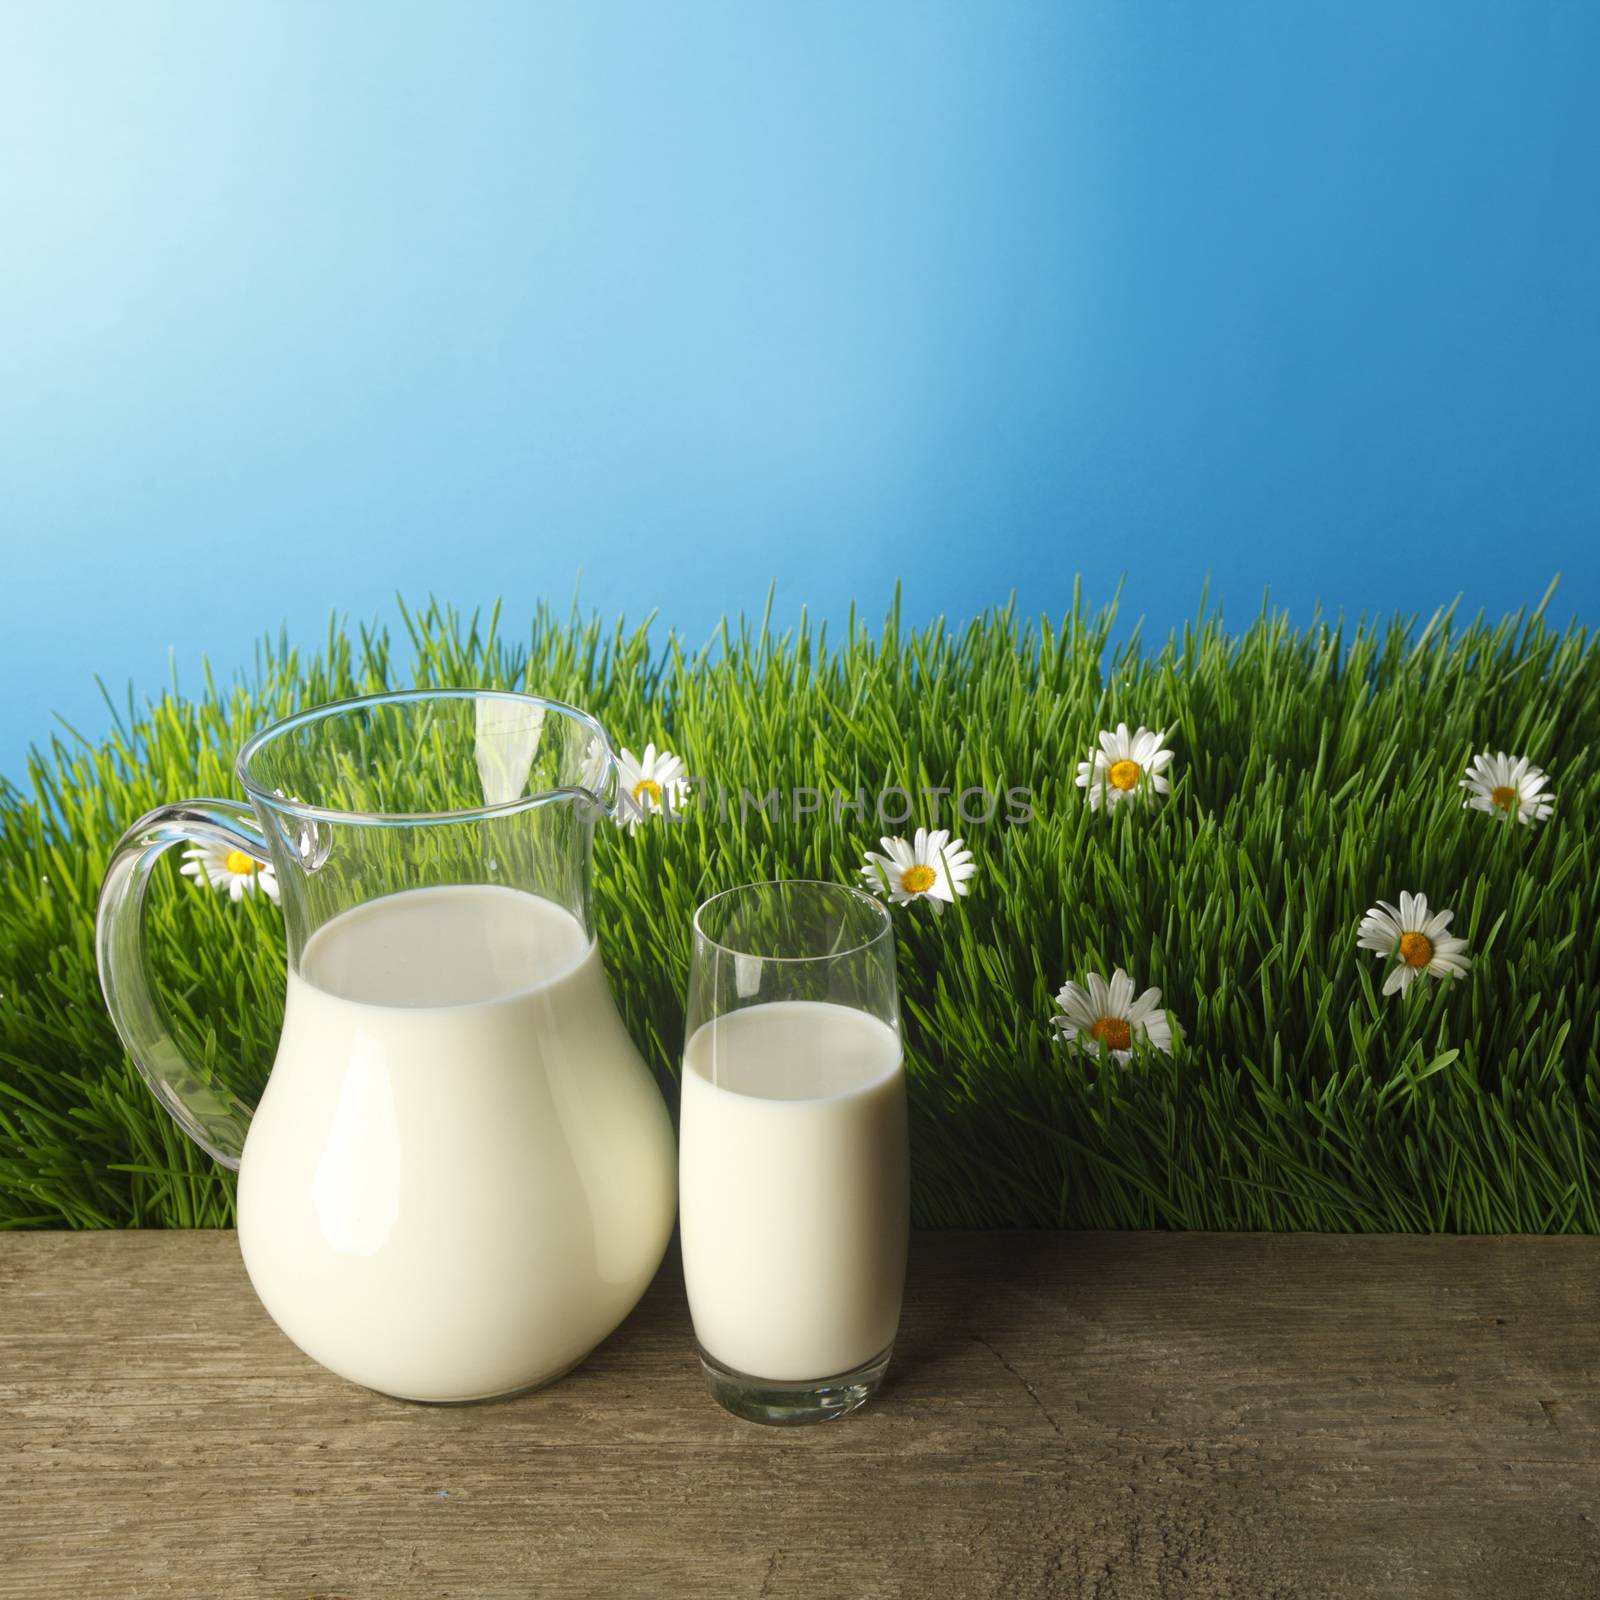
[{"xmin": 1, "ymin": 1231, "xmax": 1596, "ymax": 1599}]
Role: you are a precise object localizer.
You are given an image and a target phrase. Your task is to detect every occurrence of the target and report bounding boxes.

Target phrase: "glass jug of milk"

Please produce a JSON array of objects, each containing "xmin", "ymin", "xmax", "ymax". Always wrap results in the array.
[{"xmin": 95, "ymin": 690, "xmax": 677, "ymax": 1403}]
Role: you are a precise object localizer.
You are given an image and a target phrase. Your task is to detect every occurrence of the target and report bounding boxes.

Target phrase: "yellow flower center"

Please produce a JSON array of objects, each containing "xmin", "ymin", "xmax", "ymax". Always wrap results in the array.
[
  {"xmin": 224, "ymin": 851, "xmax": 259, "ymax": 877},
  {"xmin": 1399, "ymin": 931, "xmax": 1433, "ymax": 969},
  {"xmin": 901, "ymin": 864, "xmax": 937, "ymax": 894},
  {"xmin": 1090, "ymin": 1016, "xmax": 1132, "ymax": 1052},
  {"xmin": 1108, "ymin": 758, "xmax": 1142, "ymax": 792},
  {"xmin": 1490, "ymin": 785, "xmax": 1518, "ymax": 812},
  {"xmin": 632, "ymin": 777, "xmax": 663, "ymax": 807}
]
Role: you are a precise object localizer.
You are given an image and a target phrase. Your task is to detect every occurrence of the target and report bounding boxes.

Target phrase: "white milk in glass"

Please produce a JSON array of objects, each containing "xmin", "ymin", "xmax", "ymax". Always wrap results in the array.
[
  {"xmin": 236, "ymin": 885, "xmax": 676, "ymax": 1402},
  {"xmin": 679, "ymin": 1000, "xmax": 909, "ymax": 1381}
]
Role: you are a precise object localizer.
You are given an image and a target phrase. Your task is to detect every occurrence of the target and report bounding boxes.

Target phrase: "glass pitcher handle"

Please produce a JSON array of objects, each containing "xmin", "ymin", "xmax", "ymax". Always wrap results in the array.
[{"xmin": 95, "ymin": 800, "xmax": 272, "ymax": 1170}]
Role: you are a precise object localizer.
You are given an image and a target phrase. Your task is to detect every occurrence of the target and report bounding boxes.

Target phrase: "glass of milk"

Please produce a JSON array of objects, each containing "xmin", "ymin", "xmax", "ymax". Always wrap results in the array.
[{"xmin": 679, "ymin": 880, "xmax": 909, "ymax": 1425}]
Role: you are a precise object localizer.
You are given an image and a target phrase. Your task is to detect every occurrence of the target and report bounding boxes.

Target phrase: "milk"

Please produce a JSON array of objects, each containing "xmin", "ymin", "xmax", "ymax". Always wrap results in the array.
[
  {"xmin": 236, "ymin": 885, "xmax": 677, "ymax": 1402},
  {"xmin": 678, "ymin": 1001, "xmax": 909, "ymax": 1381}
]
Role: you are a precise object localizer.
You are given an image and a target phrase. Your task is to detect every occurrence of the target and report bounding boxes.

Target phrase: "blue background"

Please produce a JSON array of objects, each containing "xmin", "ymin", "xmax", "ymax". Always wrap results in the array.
[{"xmin": 2, "ymin": 1, "xmax": 1597, "ymax": 780}]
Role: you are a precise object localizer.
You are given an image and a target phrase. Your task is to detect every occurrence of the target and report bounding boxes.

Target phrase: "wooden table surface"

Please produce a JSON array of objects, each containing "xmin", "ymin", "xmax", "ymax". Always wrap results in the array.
[{"xmin": 1, "ymin": 1231, "xmax": 1596, "ymax": 1599}]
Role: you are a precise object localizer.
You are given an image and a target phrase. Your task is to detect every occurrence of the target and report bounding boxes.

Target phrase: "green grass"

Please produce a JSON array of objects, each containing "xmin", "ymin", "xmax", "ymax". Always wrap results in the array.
[{"xmin": 2, "ymin": 588, "xmax": 1597, "ymax": 1231}]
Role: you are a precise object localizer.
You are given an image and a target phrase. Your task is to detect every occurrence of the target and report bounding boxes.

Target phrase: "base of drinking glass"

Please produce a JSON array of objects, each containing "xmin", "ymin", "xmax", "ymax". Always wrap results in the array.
[{"xmin": 697, "ymin": 1342, "xmax": 894, "ymax": 1426}]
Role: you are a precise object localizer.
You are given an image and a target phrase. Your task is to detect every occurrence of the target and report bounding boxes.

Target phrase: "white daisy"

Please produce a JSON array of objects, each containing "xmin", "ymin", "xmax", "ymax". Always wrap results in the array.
[
  {"xmin": 859, "ymin": 827, "xmax": 976, "ymax": 912},
  {"xmin": 1460, "ymin": 750, "xmax": 1554, "ymax": 828},
  {"xmin": 180, "ymin": 839, "xmax": 280, "ymax": 904},
  {"xmin": 1356, "ymin": 892, "xmax": 1472, "ymax": 998},
  {"xmin": 576, "ymin": 734, "xmax": 613, "ymax": 797},
  {"xmin": 614, "ymin": 742, "xmax": 691, "ymax": 832},
  {"xmin": 1075, "ymin": 723, "xmax": 1174, "ymax": 810},
  {"xmin": 1052, "ymin": 968, "xmax": 1174, "ymax": 1060}
]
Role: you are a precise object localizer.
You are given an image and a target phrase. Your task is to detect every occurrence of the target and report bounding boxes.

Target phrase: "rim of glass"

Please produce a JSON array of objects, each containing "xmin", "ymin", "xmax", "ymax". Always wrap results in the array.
[
  {"xmin": 692, "ymin": 879, "xmax": 894, "ymax": 964},
  {"xmin": 235, "ymin": 688, "xmax": 616, "ymax": 826}
]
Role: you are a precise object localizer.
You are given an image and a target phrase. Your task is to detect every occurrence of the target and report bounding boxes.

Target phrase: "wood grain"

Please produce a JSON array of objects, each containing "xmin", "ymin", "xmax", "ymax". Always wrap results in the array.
[{"xmin": 1, "ymin": 1231, "xmax": 1596, "ymax": 1599}]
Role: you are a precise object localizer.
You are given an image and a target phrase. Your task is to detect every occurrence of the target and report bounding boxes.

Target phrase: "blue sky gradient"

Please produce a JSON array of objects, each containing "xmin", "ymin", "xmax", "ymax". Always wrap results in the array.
[{"xmin": 2, "ymin": 1, "xmax": 1597, "ymax": 777}]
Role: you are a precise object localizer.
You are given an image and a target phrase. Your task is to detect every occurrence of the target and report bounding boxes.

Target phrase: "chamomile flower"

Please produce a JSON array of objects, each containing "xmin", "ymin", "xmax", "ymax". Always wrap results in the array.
[
  {"xmin": 577, "ymin": 735, "xmax": 613, "ymax": 797},
  {"xmin": 1075, "ymin": 724, "xmax": 1174, "ymax": 810},
  {"xmin": 180, "ymin": 839, "xmax": 280, "ymax": 904},
  {"xmin": 859, "ymin": 827, "xmax": 976, "ymax": 912},
  {"xmin": 1052, "ymin": 968, "xmax": 1174, "ymax": 1060},
  {"xmin": 1357, "ymin": 892, "xmax": 1471, "ymax": 998},
  {"xmin": 1460, "ymin": 751, "xmax": 1554, "ymax": 828},
  {"xmin": 615, "ymin": 742, "xmax": 691, "ymax": 832}
]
